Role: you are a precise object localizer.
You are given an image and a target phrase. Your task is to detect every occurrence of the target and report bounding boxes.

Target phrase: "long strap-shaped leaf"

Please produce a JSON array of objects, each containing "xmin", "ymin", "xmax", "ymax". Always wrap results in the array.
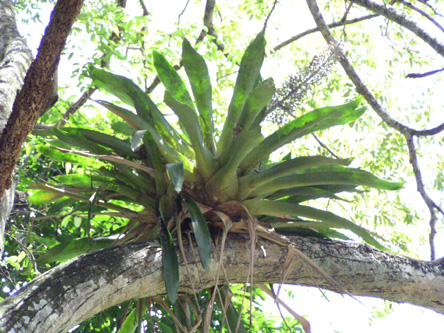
[
  {"xmin": 153, "ymin": 51, "xmax": 217, "ymax": 178},
  {"xmin": 89, "ymin": 66, "xmax": 186, "ymax": 155},
  {"xmin": 244, "ymin": 199, "xmax": 386, "ymax": 249},
  {"xmin": 239, "ymin": 98, "xmax": 366, "ymax": 173},
  {"xmin": 183, "ymin": 194, "xmax": 212, "ymax": 271},
  {"xmin": 239, "ymin": 156, "xmax": 352, "ymax": 198},
  {"xmin": 247, "ymin": 167, "xmax": 403, "ymax": 198},
  {"xmin": 97, "ymin": 100, "xmax": 194, "ymax": 159},
  {"xmin": 206, "ymin": 127, "xmax": 263, "ymax": 200},
  {"xmin": 267, "ymin": 185, "xmax": 355, "ymax": 203},
  {"xmin": 182, "ymin": 38, "xmax": 216, "ymax": 155},
  {"xmin": 217, "ymin": 31, "xmax": 266, "ymax": 154},
  {"xmin": 217, "ymin": 78, "xmax": 275, "ymax": 167},
  {"xmin": 164, "ymin": 91, "xmax": 217, "ymax": 178},
  {"xmin": 159, "ymin": 223, "xmax": 180, "ymax": 304}
]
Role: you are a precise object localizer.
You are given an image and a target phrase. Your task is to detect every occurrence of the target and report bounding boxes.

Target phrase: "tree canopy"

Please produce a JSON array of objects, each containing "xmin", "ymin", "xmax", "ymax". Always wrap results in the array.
[{"xmin": 1, "ymin": 0, "xmax": 444, "ymax": 332}]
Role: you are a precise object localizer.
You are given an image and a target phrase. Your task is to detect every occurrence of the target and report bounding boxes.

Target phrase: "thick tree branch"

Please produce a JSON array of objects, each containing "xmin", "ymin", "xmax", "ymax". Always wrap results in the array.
[
  {"xmin": 0, "ymin": 0, "xmax": 83, "ymax": 199},
  {"xmin": 0, "ymin": 235, "xmax": 443, "ymax": 332}
]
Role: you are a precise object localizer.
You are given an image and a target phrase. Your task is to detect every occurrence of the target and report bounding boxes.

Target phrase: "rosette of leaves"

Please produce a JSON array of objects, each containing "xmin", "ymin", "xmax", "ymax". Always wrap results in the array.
[{"xmin": 31, "ymin": 32, "xmax": 401, "ymax": 308}]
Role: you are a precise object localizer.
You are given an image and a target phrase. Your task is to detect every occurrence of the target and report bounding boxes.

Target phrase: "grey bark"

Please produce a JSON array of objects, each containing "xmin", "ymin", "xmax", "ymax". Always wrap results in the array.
[
  {"xmin": 0, "ymin": 234, "xmax": 443, "ymax": 333},
  {"xmin": 349, "ymin": 0, "xmax": 444, "ymax": 59},
  {"xmin": 0, "ymin": 0, "xmax": 33, "ymax": 257}
]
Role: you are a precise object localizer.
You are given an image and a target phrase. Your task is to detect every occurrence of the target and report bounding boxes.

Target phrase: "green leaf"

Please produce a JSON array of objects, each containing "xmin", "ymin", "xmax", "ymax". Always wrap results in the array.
[
  {"xmin": 240, "ymin": 98, "xmax": 366, "ymax": 173},
  {"xmin": 98, "ymin": 101, "xmax": 194, "ymax": 162},
  {"xmin": 217, "ymin": 79, "xmax": 275, "ymax": 167},
  {"xmin": 206, "ymin": 127, "xmax": 263, "ymax": 200},
  {"xmin": 216, "ymin": 285, "xmax": 248, "ymax": 333},
  {"xmin": 50, "ymin": 128, "xmax": 110, "ymax": 155},
  {"xmin": 217, "ymin": 31, "xmax": 266, "ymax": 154},
  {"xmin": 244, "ymin": 199, "xmax": 387, "ymax": 249},
  {"xmin": 90, "ymin": 67, "xmax": 187, "ymax": 156},
  {"xmin": 54, "ymin": 174, "xmax": 112, "ymax": 187},
  {"xmin": 153, "ymin": 51, "xmax": 195, "ymax": 109},
  {"xmin": 239, "ymin": 156, "xmax": 353, "ymax": 198},
  {"xmin": 164, "ymin": 91, "xmax": 216, "ymax": 178},
  {"xmin": 37, "ymin": 145, "xmax": 106, "ymax": 168},
  {"xmin": 28, "ymin": 190, "xmax": 63, "ymax": 205},
  {"xmin": 248, "ymin": 166, "xmax": 403, "ymax": 198},
  {"xmin": 167, "ymin": 162, "xmax": 184, "ymax": 193},
  {"xmin": 182, "ymin": 38, "xmax": 215, "ymax": 154},
  {"xmin": 73, "ymin": 128, "xmax": 141, "ymax": 159},
  {"xmin": 183, "ymin": 195, "xmax": 212, "ymax": 271},
  {"xmin": 153, "ymin": 50, "xmax": 215, "ymax": 173},
  {"xmin": 117, "ymin": 308, "xmax": 138, "ymax": 333},
  {"xmin": 273, "ymin": 223, "xmax": 353, "ymax": 240},
  {"xmin": 159, "ymin": 226, "xmax": 180, "ymax": 304},
  {"xmin": 37, "ymin": 236, "xmax": 117, "ymax": 264},
  {"xmin": 131, "ymin": 130, "xmax": 146, "ymax": 151},
  {"xmin": 238, "ymin": 78, "xmax": 276, "ymax": 130},
  {"xmin": 268, "ymin": 185, "xmax": 355, "ymax": 202}
]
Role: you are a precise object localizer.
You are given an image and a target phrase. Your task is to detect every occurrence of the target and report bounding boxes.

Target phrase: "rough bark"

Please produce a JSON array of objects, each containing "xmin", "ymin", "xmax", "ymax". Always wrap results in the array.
[
  {"xmin": 0, "ymin": 234, "xmax": 443, "ymax": 333},
  {"xmin": 0, "ymin": 0, "xmax": 83, "ymax": 257},
  {"xmin": 0, "ymin": 0, "xmax": 33, "ymax": 258},
  {"xmin": 0, "ymin": 0, "xmax": 83, "ymax": 198}
]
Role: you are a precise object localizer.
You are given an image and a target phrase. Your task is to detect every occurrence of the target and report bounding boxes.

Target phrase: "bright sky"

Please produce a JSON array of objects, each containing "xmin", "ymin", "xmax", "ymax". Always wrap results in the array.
[{"xmin": 15, "ymin": 0, "xmax": 444, "ymax": 332}]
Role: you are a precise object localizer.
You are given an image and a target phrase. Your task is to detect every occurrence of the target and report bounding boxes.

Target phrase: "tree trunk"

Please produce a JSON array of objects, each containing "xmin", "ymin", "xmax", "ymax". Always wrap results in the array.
[
  {"xmin": 0, "ymin": 0, "xmax": 33, "ymax": 257},
  {"xmin": 0, "ymin": 234, "xmax": 443, "ymax": 333},
  {"xmin": 0, "ymin": 0, "xmax": 83, "ymax": 257}
]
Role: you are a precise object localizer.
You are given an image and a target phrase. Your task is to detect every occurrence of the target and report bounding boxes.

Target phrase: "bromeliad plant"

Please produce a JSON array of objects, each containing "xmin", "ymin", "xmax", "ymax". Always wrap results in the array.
[{"xmin": 31, "ymin": 32, "xmax": 401, "ymax": 321}]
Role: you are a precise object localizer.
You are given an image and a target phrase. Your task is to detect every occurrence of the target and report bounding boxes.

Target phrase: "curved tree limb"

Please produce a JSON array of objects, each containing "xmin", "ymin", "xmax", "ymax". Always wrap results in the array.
[
  {"xmin": 0, "ymin": 234, "xmax": 443, "ymax": 332},
  {"xmin": 305, "ymin": 0, "xmax": 444, "ymax": 259}
]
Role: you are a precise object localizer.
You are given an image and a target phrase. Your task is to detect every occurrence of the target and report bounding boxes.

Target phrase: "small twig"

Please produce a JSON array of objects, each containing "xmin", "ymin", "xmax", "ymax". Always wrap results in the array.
[
  {"xmin": 147, "ymin": 0, "xmax": 224, "ymax": 93},
  {"xmin": 139, "ymin": 0, "xmax": 149, "ymax": 15},
  {"xmin": 405, "ymin": 133, "xmax": 443, "ymax": 260},
  {"xmin": 177, "ymin": 0, "xmax": 191, "ymax": 26},
  {"xmin": 340, "ymin": 2, "xmax": 354, "ymax": 23},
  {"xmin": 6, "ymin": 231, "xmax": 39, "ymax": 274},
  {"xmin": 406, "ymin": 68, "xmax": 444, "ymax": 78},
  {"xmin": 273, "ymin": 14, "xmax": 379, "ymax": 52},
  {"xmin": 348, "ymin": 0, "xmax": 444, "ymax": 59},
  {"xmin": 417, "ymin": 0, "xmax": 444, "ymax": 17},
  {"xmin": 311, "ymin": 133, "xmax": 341, "ymax": 159},
  {"xmin": 263, "ymin": 0, "xmax": 279, "ymax": 31},
  {"xmin": 393, "ymin": 0, "xmax": 444, "ymax": 34}
]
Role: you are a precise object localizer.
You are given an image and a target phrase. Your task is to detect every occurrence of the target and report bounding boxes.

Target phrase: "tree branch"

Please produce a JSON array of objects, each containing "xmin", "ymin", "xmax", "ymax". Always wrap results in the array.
[
  {"xmin": 392, "ymin": 0, "xmax": 444, "ymax": 34},
  {"xmin": 0, "ymin": 234, "xmax": 443, "ymax": 332},
  {"xmin": 305, "ymin": 0, "xmax": 444, "ymax": 259},
  {"xmin": 0, "ymin": 0, "xmax": 33, "ymax": 258},
  {"xmin": 348, "ymin": 0, "xmax": 444, "ymax": 59},
  {"xmin": 273, "ymin": 14, "xmax": 379, "ymax": 52},
  {"xmin": 0, "ymin": 0, "xmax": 83, "ymax": 199},
  {"xmin": 405, "ymin": 133, "xmax": 444, "ymax": 260}
]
